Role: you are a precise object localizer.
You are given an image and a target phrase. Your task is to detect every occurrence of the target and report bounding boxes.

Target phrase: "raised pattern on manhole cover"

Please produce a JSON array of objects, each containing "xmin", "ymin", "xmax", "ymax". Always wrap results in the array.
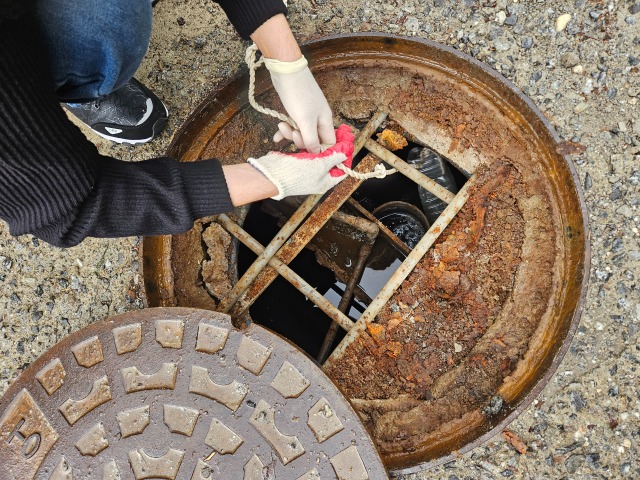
[
  {"xmin": 71, "ymin": 336, "xmax": 104, "ymax": 368},
  {"xmin": 35, "ymin": 359, "xmax": 66, "ymax": 395},
  {"xmin": 116, "ymin": 405, "xmax": 150, "ymax": 438},
  {"xmin": 0, "ymin": 308, "xmax": 388, "ymax": 479},
  {"xmin": 112, "ymin": 323, "xmax": 142, "ymax": 354},
  {"xmin": 271, "ymin": 361, "xmax": 311, "ymax": 399}
]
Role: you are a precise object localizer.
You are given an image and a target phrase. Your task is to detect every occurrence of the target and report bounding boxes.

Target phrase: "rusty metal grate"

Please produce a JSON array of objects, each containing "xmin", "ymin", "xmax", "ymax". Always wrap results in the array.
[{"xmin": 213, "ymin": 108, "xmax": 480, "ymax": 366}]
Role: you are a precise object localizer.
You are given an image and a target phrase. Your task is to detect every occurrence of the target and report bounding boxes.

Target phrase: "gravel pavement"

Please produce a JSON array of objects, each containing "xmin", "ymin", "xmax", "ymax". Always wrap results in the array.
[{"xmin": 1, "ymin": 1, "xmax": 639, "ymax": 478}]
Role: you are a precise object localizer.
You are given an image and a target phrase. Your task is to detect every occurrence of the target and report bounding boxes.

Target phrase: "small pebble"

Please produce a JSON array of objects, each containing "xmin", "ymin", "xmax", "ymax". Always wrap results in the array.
[
  {"xmin": 405, "ymin": 16, "xmax": 420, "ymax": 33},
  {"xmin": 495, "ymin": 39, "xmax": 511, "ymax": 52},
  {"xmin": 565, "ymin": 454, "xmax": 585, "ymax": 474},
  {"xmin": 573, "ymin": 64, "xmax": 584, "ymax": 74},
  {"xmin": 570, "ymin": 391, "xmax": 586, "ymax": 411},
  {"xmin": 612, "ymin": 238, "xmax": 624, "ymax": 253},
  {"xmin": 574, "ymin": 102, "xmax": 590, "ymax": 113},
  {"xmin": 560, "ymin": 52, "xmax": 580, "ymax": 68},
  {"xmin": 556, "ymin": 14, "xmax": 572, "ymax": 32},
  {"xmin": 521, "ymin": 37, "xmax": 533, "ymax": 49},
  {"xmin": 496, "ymin": 11, "xmax": 507, "ymax": 24},
  {"xmin": 586, "ymin": 453, "xmax": 600, "ymax": 469}
]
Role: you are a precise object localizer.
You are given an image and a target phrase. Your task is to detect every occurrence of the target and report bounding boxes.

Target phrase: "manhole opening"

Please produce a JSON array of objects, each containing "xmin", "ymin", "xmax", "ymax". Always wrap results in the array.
[
  {"xmin": 227, "ymin": 129, "xmax": 470, "ymax": 361},
  {"xmin": 142, "ymin": 35, "xmax": 588, "ymax": 475}
]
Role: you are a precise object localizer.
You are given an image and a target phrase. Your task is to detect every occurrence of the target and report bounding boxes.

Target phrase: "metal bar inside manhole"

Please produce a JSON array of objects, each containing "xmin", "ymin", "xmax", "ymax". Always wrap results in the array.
[
  {"xmin": 324, "ymin": 170, "xmax": 479, "ymax": 367},
  {"xmin": 216, "ymin": 109, "xmax": 389, "ymax": 315},
  {"xmin": 317, "ymin": 226, "xmax": 377, "ymax": 364},
  {"xmin": 364, "ymin": 138, "xmax": 456, "ymax": 203},
  {"xmin": 217, "ymin": 213, "xmax": 355, "ymax": 332}
]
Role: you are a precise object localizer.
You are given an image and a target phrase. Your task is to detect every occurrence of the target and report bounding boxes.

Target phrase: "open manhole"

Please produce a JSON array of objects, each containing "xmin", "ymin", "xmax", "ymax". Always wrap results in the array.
[
  {"xmin": 0, "ymin": 308, "xmax": 389, "ymax": 479},
  {"xmin": 142, "ymin": 34, "xmax": 589, "ymax": 475}
]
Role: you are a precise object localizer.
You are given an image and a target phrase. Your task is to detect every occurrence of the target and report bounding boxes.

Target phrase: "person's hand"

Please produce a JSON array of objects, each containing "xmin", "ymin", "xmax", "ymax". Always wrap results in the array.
[
  {"xmin": 247, "ymin": 125, "xmax": 354, "ymax": 200},
  {"xmin": 265, "ymin": 56, "xmax": 336, "ymax": 154}
]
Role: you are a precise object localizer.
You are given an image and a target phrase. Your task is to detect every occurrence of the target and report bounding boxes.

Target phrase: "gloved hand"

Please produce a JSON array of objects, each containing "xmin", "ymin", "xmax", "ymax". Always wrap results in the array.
[
  {"xmin": 264, "ymin": 55, "xmax": 336, "ymax": 154},
  {"xmin": 248, "ymin": 124, "xmax": 354, "ymax": 200}
]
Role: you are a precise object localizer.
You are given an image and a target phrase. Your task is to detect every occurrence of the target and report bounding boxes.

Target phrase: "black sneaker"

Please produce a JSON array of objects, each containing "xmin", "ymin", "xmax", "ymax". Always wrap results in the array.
[{"xmin": 64, "ymin": 78, "xmax": 168, "ymax": 144}]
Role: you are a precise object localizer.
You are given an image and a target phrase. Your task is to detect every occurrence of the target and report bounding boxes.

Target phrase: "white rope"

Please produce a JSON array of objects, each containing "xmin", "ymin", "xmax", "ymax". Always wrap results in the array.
[
  {"xmin": 335, "ymin": 162, "xmax": 396, "ymax": 179},
  {"xmin": 245, "ymin": 44, "xmax": 396, "ymax": 180},
  {"xmin": 245, "ymin": 44, "xmax": 298, "ymax": 130}
]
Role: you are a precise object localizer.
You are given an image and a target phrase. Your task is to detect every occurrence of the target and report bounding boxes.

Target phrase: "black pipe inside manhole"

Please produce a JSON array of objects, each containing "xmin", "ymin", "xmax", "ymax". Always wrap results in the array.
[{"xmin": 142, "ymin": 34, "xmax": 589, "ymax": 475}]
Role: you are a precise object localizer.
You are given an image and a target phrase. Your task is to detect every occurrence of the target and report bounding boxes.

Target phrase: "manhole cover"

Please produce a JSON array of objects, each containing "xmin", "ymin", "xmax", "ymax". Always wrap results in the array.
[
  {"xmin": 142, "ymin": 35, "xmax": 589, "ymax": 475},
  {"xmin": 0, "ymin": 308, "xmax": 389, "ymax": 479}
]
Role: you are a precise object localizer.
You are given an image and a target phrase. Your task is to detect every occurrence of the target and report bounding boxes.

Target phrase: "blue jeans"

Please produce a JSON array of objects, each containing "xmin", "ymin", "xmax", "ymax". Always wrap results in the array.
[{"xmin": 33, "ymin": 0, "xmax": 153, "ymax": 102}]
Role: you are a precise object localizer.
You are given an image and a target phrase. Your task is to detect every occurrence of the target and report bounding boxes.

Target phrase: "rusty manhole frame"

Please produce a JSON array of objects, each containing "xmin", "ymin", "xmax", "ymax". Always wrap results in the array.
[{"xmin": 141, "ymin": 34, "xmax": 590, "ymax": 475}]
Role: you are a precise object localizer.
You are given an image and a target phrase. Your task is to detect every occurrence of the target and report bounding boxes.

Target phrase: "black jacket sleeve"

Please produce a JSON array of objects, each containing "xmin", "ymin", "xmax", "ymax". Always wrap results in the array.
[
  {"xmin": 214, "ymin": 0, "xmax": 288, "ymax": 39},
  {"xmin": 0, "ymin": 14, "xmax": 233, "ymax": 248}
]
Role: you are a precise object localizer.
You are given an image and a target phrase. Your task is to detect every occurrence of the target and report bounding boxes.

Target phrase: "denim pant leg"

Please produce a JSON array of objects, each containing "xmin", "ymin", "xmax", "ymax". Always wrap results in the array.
[{"xmin": 33, "ymin": 0, "xmax": 153, "ymax": 102}]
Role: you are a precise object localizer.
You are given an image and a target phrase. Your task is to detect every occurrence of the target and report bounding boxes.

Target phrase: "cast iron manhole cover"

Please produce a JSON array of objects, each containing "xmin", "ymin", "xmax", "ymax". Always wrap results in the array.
[{"xmin": 0, "ymin": 308, "xmax": 389, "ymax": 479}]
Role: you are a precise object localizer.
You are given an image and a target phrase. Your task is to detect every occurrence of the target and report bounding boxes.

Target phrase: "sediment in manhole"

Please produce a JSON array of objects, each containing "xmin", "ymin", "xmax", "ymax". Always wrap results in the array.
[
  {"xmin": 0, "ymin": 308, "xmax": 389, "ymax": 479},
  {"xmin": 142, "ymin": 35, "xmax": 589, "ymax": 474}
]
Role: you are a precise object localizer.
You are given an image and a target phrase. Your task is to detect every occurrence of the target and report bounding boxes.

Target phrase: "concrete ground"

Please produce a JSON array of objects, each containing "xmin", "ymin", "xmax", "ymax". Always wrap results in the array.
[{"xmin": 1, "ymin": 0, "xmax": 639, "ymax": 478}]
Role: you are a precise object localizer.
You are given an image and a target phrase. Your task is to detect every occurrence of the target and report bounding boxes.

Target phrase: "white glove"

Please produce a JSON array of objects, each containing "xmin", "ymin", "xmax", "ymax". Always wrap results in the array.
[
  {"xmin": 264, "ymin": 55, "xmax": 336, "ymax": 154},
  {"xmin": 247, "ymin": 125, "xmax": 354, "ymax": 200}
]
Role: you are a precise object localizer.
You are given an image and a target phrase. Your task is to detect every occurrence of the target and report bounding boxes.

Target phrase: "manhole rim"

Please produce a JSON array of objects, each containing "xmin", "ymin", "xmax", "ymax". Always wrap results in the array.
[{"xmin": 142, "ymin": 33, "xmax": 591, "ymax": 476}]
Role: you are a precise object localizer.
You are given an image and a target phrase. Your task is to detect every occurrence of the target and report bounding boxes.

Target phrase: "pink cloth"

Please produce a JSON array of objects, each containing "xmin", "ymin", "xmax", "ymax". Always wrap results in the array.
[{"xmin": 285, "ymin": 124, "xmax": 355, "ymax": 177}]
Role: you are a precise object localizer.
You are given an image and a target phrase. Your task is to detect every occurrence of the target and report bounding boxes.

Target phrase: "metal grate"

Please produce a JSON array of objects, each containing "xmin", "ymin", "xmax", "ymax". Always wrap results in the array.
[{"xmin": 214, "ymin": 109, "xmax": 480, "ymax": 366}]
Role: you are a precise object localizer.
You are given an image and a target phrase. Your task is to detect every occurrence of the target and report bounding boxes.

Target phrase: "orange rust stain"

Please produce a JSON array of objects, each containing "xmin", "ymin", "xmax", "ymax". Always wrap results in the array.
[
  {"xmin": 502, "ymin": 429, "xmax": 528, "ymax": 455},
  {"xmin": 385, "ymin": 342, "xmax": 403, "ymax": 358},
  {"xmin": 376, "ymin": 129, "xmax": 408, "ymax": 151},
  {"xmin": 367, "ymin": 323, "xmax": 386, "ymax": 345},
  {"xmin": 454, "ymin": 123, "xmax": 467, "ymax": 137},
  {"xmin": 387, "ymin": 315, "xmax": 403, "ymax": 331}
]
